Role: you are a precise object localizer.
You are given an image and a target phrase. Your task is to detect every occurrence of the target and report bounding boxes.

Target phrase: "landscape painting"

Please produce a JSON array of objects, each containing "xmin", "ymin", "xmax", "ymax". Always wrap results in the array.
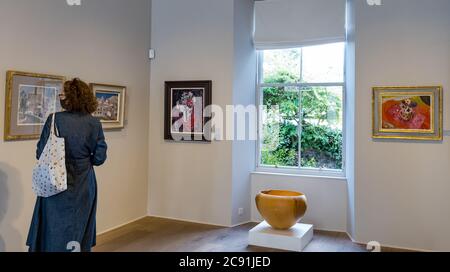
[
  {"xmin": 17, "ymin": 85, "xmax": 58, "ymax": 126},
  {"xmin": 4, "ymin": 71, "xmax": 64, "ymax": 141},
  {"xmin": 94, "ymin": 91, "xmax": 120, "ymax": 122},
  {"xmin": 91, "ymin": 83, "xmax": 126, "ymax": 130}
]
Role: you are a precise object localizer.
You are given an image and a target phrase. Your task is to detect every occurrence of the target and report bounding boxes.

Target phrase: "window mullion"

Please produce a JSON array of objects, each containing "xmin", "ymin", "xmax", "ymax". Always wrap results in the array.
[
  {"xmin": 298, "ymin": 88, "xmax": 303, "ymax": 170},
  {"xmin": 257, "ymin": 52, "xmax": 264, "ymax": 168},
  {"xmin": 298, "ymin": 48, "xmax": 303, "ymax": 170}
]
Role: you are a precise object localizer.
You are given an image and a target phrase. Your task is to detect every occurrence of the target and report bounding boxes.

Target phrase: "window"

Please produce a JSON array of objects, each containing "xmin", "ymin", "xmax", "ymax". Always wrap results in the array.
[{"xmin": 257, "ymin": 42, "xmax": 345, "ymax": 175}]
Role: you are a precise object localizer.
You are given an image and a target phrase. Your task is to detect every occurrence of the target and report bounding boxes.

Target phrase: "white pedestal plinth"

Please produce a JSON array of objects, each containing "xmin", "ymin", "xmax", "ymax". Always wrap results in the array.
[{"xmin": 248, "ymin": 221, "xmax": 313, "ymax": 252}]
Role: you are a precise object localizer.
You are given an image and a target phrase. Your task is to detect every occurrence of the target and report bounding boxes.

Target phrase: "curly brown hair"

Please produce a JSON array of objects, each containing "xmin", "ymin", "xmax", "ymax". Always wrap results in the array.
[{"xmin": 61, "ymin": 78, "xmax": 98, "ymax": 114}]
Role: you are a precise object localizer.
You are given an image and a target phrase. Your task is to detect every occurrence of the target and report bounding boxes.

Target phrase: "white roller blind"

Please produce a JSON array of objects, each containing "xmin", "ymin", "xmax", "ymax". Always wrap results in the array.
[{"xmin": 254, "ymin": 0, "xmax": 346, "ymax": 49}]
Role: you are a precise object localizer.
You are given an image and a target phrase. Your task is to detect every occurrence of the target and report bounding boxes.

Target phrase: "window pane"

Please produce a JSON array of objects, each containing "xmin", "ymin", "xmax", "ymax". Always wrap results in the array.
[
  {"xmin": 300, "ymin": 86, "xmax": 343, "ymax": 170},
  {"xmin": 263, "ymin": 49, "xmax": 301, "ymax": 84},
  {"xmin": 301, "ymin": 43, "xmax": 345, "ymax": 83},
  {"xmin": 261, "ymin": 87, "xmax": 299, "ymax": 168}
]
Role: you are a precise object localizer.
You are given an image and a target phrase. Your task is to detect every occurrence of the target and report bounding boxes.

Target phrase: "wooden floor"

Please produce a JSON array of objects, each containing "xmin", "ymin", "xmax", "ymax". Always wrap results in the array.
[{"xmin": 94, "ymin": 217, "xmax": 368, "ymax": 252}]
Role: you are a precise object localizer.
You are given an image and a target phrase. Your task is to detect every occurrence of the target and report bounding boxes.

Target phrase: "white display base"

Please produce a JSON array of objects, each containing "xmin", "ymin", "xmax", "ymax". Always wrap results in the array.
[{"xmin": 248, "ymin": 221, "xmax": 313, "ymax": 252}]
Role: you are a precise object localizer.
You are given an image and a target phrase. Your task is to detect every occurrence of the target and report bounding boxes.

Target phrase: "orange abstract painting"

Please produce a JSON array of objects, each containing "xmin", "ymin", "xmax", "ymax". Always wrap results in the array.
[
  {"xmin": 373, "ymin": 86, "xmax": 442, "ymax": 141},
  {"xmin": 381, "ymin": 96, "xmax": 432, "ymax": 131}
]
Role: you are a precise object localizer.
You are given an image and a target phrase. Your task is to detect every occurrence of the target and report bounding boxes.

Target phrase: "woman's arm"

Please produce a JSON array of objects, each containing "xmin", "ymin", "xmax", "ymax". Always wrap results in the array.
[
  {"xmin": 91, "ymin": 120, "xmax": 108, "ymax": 166},
  {"xmin": 36, "ymin": 115, "xmax": 52, "ymax": 160}
]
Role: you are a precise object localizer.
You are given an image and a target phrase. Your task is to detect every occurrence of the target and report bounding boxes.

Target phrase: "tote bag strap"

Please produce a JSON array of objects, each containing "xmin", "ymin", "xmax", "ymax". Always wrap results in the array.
[{"xmin": 50, "ymin": 113, "xmax": 61, "ymax": 137}]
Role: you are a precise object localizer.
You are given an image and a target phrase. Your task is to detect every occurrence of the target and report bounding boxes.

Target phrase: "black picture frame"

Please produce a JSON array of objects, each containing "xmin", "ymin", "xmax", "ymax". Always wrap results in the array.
[{"xmin": 164, "ymin": 81, "xmax": 212, "ymax": 142}]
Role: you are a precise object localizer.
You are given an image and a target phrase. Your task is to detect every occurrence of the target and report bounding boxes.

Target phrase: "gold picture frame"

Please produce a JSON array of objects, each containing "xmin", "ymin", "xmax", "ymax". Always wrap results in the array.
[
  {"xmin": 90, "ymin": 83, "xmax": 126, "ymax": 130},
  {"xmin": 372, "ymin": 86, "xmax": 443, "ymax": 141},
  {"xmin": 4, "ymin": 71, "xmax": 65, "ymax": 141}
]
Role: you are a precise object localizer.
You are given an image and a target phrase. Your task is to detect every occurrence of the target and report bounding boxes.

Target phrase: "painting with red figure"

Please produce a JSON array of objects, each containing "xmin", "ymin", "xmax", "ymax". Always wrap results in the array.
[{"xmin": 381, "ymin": 96, "xmax": 431, "ymax": 131}]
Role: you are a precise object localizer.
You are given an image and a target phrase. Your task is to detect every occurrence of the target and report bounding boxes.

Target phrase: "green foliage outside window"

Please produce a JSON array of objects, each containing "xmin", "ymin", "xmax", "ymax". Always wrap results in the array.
[{"xmin": 261, "ymin": 71, "xmax": 343, "ymax": 170}]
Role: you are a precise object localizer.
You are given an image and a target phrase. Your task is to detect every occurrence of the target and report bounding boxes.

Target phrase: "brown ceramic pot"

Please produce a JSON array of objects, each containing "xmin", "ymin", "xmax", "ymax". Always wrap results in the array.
[{"xmin": 255, "ymin": 190, "xmax": 308, "ymax": 230}]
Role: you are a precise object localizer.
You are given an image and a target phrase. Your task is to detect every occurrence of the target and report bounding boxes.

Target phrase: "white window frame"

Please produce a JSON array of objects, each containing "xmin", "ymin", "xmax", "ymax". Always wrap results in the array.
[{"xmin": 255, "ymin": 44, "xmax": 347, "ymax": 178}]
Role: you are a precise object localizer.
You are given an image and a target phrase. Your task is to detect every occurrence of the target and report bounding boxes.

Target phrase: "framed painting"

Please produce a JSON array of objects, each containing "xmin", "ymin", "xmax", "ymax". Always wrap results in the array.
[
  {"xmin": 4, "ymin": 71, "xmax": 65, "ymax": 141},
  {"xmin": 372, "ymin": 86, "xmax": 443, "ymax": 141},
  {"xmin": 164, "ymin": 81, "xmax": 212, "ymax": 142},
  {"xmin": 91, "ymin": 83, "xmax": 126, "ymax": 130}
]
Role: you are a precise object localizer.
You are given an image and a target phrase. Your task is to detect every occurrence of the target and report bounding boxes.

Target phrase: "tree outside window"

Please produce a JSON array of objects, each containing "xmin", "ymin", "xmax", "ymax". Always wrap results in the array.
[{"xmin": 259, "ymin": 43, "xmax": 345, "ymax": 171}]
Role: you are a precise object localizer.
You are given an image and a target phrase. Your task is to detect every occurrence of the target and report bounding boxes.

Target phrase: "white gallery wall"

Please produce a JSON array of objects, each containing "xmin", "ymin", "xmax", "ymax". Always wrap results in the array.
[
  {"xmin": 352, "ymin": 0, "xmax": 450, "ymax": 251},
  {"xmin": 345, "ymin": 0, "xmax": 357, "ymax": 241},
  {"xmin": 148, "ymin": 0, "xmax": 256, "ymax": 227},
  {"xmin": 231, "ymin": 0, "xmax": 257, "ymax": 226},
  {"xmin": 148, "ymin": 0, "xmax": 234, "ymax": 226},
  {"xmin": 0, "ymin": 0, "xmax": 151, "ymax": 251}
]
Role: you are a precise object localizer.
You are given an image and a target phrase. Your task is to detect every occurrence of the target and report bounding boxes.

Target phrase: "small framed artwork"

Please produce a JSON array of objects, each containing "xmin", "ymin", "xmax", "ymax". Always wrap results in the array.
[
  {"xmin": 91, "ymin": 83, "xmax": 126, "ymax": 130},
  {"xmin": 4, "ymin": 71, "xmax": 65, "ymax": 141},
  {"xmin": 164, "ymin": 81, "xmax": 212, "ymax": 142},
  {"xmin": 372, "ymin": 86, "xmax": 443, "ymax": 141}
]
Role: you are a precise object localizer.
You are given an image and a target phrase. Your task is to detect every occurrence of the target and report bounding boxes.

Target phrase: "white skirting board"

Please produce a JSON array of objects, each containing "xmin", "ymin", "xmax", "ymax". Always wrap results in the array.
[{"xmin": 248, "ymin": 221, "xmax": 313, "ymax": 252}]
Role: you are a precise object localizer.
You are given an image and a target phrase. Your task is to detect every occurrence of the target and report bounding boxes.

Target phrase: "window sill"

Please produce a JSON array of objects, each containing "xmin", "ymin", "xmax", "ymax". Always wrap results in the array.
[{"xmin": 253, "ymin": 168, "xmax": 347, "ymax": 181}]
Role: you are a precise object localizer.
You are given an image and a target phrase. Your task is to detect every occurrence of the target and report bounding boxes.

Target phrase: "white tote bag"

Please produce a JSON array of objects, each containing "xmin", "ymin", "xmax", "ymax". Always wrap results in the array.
[{"xmin": 32, "ymin": 113, "xmax": 67, "ymax": 197}]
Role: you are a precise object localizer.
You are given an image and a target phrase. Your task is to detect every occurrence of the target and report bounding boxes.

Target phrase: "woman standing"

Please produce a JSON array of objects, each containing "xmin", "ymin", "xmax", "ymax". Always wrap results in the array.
[{"xmin": 27, "ymin": 78, "xmax": 107, "ymax": 252}]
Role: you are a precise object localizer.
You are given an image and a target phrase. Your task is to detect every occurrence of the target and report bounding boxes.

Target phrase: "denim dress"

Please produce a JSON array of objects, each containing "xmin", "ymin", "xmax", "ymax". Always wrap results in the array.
[{"xmin": 26, "ymin": 111, "xmax": 107, "ymax": 252}]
